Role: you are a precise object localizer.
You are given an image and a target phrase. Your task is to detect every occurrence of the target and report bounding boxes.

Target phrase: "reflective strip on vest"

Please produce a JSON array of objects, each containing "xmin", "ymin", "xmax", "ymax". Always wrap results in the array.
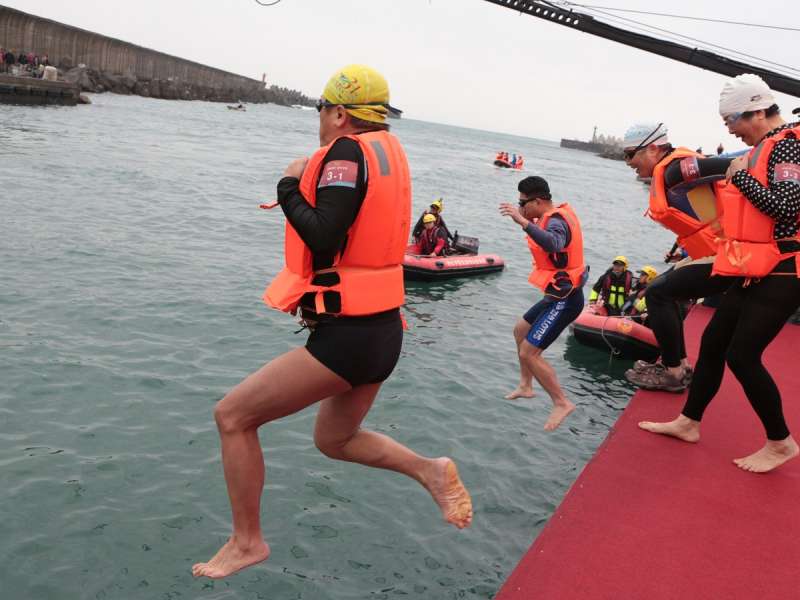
[
  {"xmin": 370, "ymin": 140, "xmax": 391, "ymax": 176},
  {"xmin": 606, "ymin": 284, "xmax": 626, "ymax": 309}
]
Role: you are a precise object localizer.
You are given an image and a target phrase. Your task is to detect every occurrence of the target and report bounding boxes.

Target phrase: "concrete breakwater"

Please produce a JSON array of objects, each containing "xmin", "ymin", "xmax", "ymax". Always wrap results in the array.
[
  {"xmin": 0, "ymin": 5, "xmax": 313, "ymax": 105},
  {"xmin": 560, "ymin": 138, "xmax": 623, "ymax": 161},
  {"xmin": 0, "ymin": 72, "xmax": 79, "ymax": 105}
]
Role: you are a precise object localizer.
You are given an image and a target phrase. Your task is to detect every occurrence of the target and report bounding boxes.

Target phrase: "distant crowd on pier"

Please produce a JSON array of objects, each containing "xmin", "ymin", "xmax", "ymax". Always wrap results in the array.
[{"xmin": 0, "ymin": 47, "xmax": 51, "ymax": 77}]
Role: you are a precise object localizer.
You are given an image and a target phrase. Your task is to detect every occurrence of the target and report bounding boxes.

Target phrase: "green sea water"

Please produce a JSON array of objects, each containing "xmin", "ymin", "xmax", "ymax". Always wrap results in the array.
[{"xmin": 1, "ymin": 95, "xmax": 677, "ymax": 599}]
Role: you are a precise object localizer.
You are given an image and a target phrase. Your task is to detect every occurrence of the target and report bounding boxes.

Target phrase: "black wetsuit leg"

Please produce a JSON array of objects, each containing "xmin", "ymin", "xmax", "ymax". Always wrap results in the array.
[
  {"xmin": 644, "ymin": 263, "xmax": 734, "ymax": 368},
  {"xmin": 682, "ymin": 265, "xmax": 800, "ymax": 440}
]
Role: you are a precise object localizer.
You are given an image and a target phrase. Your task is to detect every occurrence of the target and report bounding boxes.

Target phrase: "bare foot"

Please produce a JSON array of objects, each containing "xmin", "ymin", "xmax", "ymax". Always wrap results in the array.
[
  {"xmin": 638, "ymin": 414, "xmax": 700, "ymax": 443},
  {"xmin": 192, "ymin": 537, "xmax": 271, "ymax": 579},
  {"xmin": 733, "ymin": 437, "xmax": 800, "ymax": 473},
  {"xmin": 505, "ymin": 386, "xmax": 535, "ymax": 400},
  {"xmin": 544, "ymin": 400, "xmax": 575, "ymax": 431},
  {"xmin": 424, "ymin": 458, "xmax": 473, "ymax": 529}
]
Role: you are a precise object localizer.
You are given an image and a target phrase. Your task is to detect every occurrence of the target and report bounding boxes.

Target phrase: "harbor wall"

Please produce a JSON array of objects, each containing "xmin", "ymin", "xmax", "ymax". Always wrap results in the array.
[{"xmin": 0, "ymin": 5, "xmax": 260, "ymax": 91}]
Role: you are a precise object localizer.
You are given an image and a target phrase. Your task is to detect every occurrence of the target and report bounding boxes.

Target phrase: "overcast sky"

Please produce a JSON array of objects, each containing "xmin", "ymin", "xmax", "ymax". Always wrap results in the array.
[{"xmin": 6, "ymin": 0, "xmax": 799, "ymax": 150}]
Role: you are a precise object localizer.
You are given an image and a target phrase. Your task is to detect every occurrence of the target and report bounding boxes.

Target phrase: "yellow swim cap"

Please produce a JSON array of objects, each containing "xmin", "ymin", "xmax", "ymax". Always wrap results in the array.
[
  {"xmin": 431, "ymin": 198, "xmax": 443, "ymax": 210},
  {"xmin": 423, "ymin": 213, "xmax": 437, "ymax": 224},
  {"xmin": 613, "ymin": 255, "xmax": 628, "ymax": 267},
  {"xmin": 322, "ymin": 64, "xmax": 390, "ymax": 124}
]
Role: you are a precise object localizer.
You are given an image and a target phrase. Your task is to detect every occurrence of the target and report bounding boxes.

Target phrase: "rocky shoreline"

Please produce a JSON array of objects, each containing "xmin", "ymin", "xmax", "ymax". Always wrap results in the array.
[{"xmin": 60, "ymin": 64, "xmax": 314, "ymax": 106}]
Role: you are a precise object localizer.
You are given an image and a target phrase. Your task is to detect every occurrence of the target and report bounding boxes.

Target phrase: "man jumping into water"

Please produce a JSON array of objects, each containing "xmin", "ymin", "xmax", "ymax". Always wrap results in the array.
[
  {"xmin": 192, "ymin": 65, "xmax": 472, "ymax": 580},
  {"xmin": 499, "ymin": 176, "xmax": 588, "ymax": 431}
]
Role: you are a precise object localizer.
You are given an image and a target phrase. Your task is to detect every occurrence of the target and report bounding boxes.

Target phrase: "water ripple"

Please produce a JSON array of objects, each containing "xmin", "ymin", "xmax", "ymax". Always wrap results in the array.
[{"xmin": 0, "ymin": 94, "xmax": 664, "ymax": 599}]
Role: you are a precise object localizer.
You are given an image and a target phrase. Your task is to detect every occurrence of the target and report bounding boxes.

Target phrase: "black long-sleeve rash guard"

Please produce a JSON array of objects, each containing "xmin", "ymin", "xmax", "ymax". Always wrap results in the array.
[
  {"xmin": 662, "ymin": 154, "xmax": 731, "ymax": 189},
  {"xmin": 277, "ymin": 137, "xmax": 367, "ymax": 271}
]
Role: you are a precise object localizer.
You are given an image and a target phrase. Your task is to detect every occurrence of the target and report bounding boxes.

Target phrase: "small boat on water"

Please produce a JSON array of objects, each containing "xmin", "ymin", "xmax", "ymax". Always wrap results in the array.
[
  {"xmin": 403, "ymin": 234, "xmax": 504, "ymax": 281},
  {"xmin": 494, "ymin": 158, "xmax": 523, "ymax": 170},
  {"xmin": 227, "ymin": 105, "xmax": 246, "ymax": 111},
  {"xmin": 570, "ymin": 305, "xmax": 660, "ymax": 361},
  {"xmin": 403, "ymin": 251, "xmax": 505, "ymax": 281}
]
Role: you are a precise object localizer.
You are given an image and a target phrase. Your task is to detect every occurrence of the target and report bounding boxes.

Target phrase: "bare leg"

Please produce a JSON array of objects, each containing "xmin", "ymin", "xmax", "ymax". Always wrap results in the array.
[
  {"xmin": 519, "ymin": 340, "xmax": 574, "ymax": 431},
  {"xmin": 505, "ymin": 319, "xmax": 536, "ymax": 399},
  {"xmin": 314, "ymin": 385, "xmax": 472, "ymax": 529},
  {"xmin": 733, "ymin": 436, "xmax": 800, "ymax": 473},
  {"xmin": 638, "ymin": 414, "xmax": 701, "ymax": 443},
  {"xmin": 193, "ymin": 347, "xmax": 351, "ymax": 579}
]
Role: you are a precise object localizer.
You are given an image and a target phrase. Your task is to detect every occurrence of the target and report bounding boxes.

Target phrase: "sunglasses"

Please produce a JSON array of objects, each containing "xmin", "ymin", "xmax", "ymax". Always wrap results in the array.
[
  {"xmin": 518, "ymin": 197, "xmax": 537, "ymax": 207},
  {"xmin": 723, "ymin": 112, "xmax": 743, "ymax": 126},
  {"xmin": 612, "ymin": 261, "xmax": 625, "ymax": 266},
  {"xmin": 622, "ymin": 147, "xmax": 642, "ymax": 161},
  {"xmin": 315, "ymin": 98, "xmax": 390, "ymax": 112}
]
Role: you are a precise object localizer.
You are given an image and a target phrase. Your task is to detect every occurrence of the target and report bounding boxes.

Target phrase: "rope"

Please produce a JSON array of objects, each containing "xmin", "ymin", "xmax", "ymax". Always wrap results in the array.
[{"xmin": 597, "ymin": 313, "xmax": 623, "ymax": 359}]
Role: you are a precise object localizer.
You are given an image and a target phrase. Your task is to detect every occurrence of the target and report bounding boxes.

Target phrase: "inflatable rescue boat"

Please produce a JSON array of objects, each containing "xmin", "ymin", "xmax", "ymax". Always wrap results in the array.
[
  {"xmin": 493, "ymin": 158, "xmax": 523, "ymax": 169},
  {"xmin": 403, "ymin": 234, "xmax": 504, "ymax": 281},
  {"xmin": 570, "ymin": 305, "xmax": 660, "ymax": 361},
  {"xmin": 403, "ymin": 252, "xmax": 505, "ymax": 281}
]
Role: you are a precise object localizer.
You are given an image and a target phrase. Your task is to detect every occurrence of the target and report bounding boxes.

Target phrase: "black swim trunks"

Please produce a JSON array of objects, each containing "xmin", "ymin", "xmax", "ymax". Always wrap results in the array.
[{"xmin": 304, "ymin": 308, "xmax": 403, "ymax": 387}]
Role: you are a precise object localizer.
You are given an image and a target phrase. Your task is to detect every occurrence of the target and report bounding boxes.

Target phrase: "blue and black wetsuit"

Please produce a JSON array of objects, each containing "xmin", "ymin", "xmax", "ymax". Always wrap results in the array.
[{"xmin": 521, "ymin": 215, "xmax": 587, "ymax": 350}]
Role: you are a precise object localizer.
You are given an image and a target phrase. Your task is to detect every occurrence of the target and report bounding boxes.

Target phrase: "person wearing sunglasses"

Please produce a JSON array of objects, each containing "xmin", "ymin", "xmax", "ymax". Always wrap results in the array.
[
  {"xmin": 621, "ymin": 122, "xmax": 734, "ymax": 393},
  {"xmin": 639, "ymin": 74, "xmax": 800, "ymax": 473},
  {"xmin": 193, "ymin": 65, "xmax": 472, "ymax": 580},
  {"xmin": 498, "ymin": 176, "xmax": 587, "ymax": 431}
]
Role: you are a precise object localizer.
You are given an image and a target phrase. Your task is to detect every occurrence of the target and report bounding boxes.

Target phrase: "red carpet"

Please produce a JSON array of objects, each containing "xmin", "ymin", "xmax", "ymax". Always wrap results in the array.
[{"xmin": 497, "ymin": 307, "xmax": 800, "ymax": 600}]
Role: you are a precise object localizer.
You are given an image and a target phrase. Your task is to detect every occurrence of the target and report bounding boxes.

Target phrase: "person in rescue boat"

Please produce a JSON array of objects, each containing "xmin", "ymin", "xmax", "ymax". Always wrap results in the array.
[
  {"xmin": 639, "ymin": 74, "xmax": 800, "ymax": 473},
  {"xmin": 622, "ymin": 265, "xmax": 658, "ymax": 317},
  {"xmin": 411, "ymin": 213, "xmax": 447, "ymax": 256},
  {"xmin": 499, "ymin": 176, "xmax": 588, "ymax": 431},
  {"xmin": 589, "ymin": 255, "xmax": 633, "ymax": 316},
  {"xmin": 412, "ymin": 198, "xmax": 452, "ymax": 243},
  {"xmin": 192, "ymin": 65, "xmax": 472, "ymax": 581},
  {"xmin": 621, "ymin": 122, "xmax": 734, "ymax": 393}
]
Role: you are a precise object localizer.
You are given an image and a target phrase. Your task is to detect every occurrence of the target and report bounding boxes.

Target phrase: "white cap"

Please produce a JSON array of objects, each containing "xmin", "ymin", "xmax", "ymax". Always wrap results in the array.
[
  {"xmin": 622, "ymin": 122, "xmax": 669, "ymax": 149},
  {"xmin": 719, "ymin": 74, "xmax": 775, "ymax": 117}
]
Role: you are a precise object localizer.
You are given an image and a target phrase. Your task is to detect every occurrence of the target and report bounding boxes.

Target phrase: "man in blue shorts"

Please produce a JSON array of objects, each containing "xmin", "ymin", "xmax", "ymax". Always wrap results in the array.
[{"xmin": 499, "ymin": 176, "xmax": 588, "ymax": 431}]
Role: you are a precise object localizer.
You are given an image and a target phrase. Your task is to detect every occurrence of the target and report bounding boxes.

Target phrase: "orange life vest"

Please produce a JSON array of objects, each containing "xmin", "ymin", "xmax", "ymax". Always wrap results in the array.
[
  {"xmin": 712, "ymin": 125, "xmax": 800, "ymax": 278},
  {"xmin": 649, "ymin": 147, "xmax": 724, "ymax": 259},
  {"xmin": 263, "ymin": 131, "xmax": 411, "ymax": 315},
  {"xmin": 526, "ymin": 203, "xmax": 585, "ymax": 298}
]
